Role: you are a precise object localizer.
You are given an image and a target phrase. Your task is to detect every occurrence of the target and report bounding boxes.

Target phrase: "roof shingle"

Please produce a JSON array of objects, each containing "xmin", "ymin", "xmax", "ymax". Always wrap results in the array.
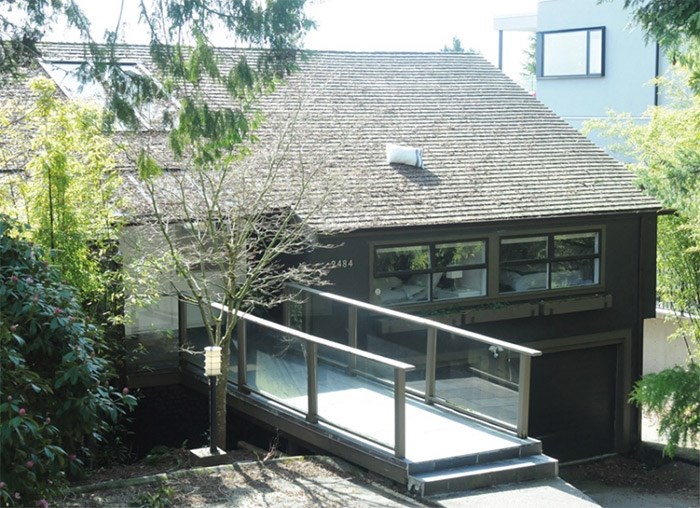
[{"xmin": 4, "ymin": 45, "xmax": 660, "ymax": 232}]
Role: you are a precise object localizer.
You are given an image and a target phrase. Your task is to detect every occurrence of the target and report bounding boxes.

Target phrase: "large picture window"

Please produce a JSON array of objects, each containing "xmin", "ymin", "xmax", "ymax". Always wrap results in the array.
[
  {"xmin": 372, "ymin": 240, "xmax": 487, "ymax": 306},
  {"xmin": 538, "ymin": 27, "xmax": 605, "ymax": 77},
  {"xmin": 499, "ymin": 232, "xmax": 600, "ymax": 293}
]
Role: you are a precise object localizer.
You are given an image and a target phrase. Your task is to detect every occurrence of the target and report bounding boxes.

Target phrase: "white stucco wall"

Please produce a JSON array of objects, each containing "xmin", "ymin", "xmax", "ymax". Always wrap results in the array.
[
  {"xmin": 536, "ymin": 0, "xmax": 660, "ymax": 127},
  {"xmin": 643, "ymin": 310, "xmax": 695, "ymax": 374}
]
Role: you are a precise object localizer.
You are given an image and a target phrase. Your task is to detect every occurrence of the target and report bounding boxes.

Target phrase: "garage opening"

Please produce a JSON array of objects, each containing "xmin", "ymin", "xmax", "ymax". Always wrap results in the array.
[{"xmin": 529, "ymin": 344, "xmax": 618, "ymax": 462}]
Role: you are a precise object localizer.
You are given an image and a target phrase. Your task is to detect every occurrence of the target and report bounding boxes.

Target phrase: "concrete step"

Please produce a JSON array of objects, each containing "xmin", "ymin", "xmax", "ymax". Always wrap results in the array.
[
  {"xmin": 408, "ymin": 454, "xmax": 558, "ymax": 497},
  {"xmin": 407, "ymin": 440, "xmax": 542, "ymax": 475}
]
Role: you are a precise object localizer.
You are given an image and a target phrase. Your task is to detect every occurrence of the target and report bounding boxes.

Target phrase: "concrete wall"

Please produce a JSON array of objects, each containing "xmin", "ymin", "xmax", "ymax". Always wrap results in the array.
[{"xmin": 643, "ymin": 310, "xmax": 695, "ymax": 374}]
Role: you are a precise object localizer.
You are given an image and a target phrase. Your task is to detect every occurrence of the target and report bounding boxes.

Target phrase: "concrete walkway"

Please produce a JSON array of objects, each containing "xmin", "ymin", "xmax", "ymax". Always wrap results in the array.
[{"xmin": 430, "ymin": 478, "xmax": 598, "ymax": 507}]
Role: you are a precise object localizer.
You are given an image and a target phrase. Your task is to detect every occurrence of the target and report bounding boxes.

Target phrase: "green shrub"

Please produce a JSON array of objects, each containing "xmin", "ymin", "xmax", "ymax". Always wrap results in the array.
[
  {"xmin": 630, "ymin": 362, "xmax": 700, "ymax": 456},
  {"xmin": 0, "ymin": 215, "xmax": 137, "ymax": 506}
]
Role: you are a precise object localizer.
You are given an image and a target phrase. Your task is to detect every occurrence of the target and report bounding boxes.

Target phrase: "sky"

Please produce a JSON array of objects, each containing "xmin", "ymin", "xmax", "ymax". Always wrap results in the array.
[{"xmin": 47, "ymin": 0, "xmax": 539, "ymax": 83}]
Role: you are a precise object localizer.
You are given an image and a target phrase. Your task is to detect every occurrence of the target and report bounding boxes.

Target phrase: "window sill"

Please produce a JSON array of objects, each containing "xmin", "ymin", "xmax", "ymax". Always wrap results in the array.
[
  {"xmin": 538, "ymin": 74, "xmax": 604, "ymax": 79},
  {"xmin": 464, "ymin": 302, "xmax": 539, "ymax": 324},
  {"xmin": 541, "ymin": 293, "xmax": 612, "ymax": 316}
]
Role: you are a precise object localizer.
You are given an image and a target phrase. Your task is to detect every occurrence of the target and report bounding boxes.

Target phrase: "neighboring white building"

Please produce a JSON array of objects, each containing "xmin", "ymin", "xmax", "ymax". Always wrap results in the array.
[{"xmin": 495, "ymin": 0, "xmax": 670, "ymax": 137}]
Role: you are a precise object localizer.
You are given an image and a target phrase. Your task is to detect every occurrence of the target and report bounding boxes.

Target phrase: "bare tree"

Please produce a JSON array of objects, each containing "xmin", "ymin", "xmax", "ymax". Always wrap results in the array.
[{"xmin": 121, "ymin": 84, "xmax": 345, "ymax": 448}]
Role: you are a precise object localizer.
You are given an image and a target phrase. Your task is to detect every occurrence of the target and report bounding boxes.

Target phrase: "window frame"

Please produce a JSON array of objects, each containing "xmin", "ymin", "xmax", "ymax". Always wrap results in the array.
[
  {"xmin": 498, "ymin": 230, "xmax": 602, "ymax": 294},
  {"xmin": 371, "ymin": 238, "xmax": 489, "ymax": 306},
  {"xmin": 39, "ymin": 59, "xmax": 177, "ymax": 130},
  {"xmin": 536, "ymin": 26, "xmax": 606, "ymax": 78}
]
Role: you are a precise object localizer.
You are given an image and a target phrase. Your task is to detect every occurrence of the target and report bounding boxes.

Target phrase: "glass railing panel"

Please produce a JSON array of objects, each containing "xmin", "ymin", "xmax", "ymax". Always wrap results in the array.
[
  {"xmin": 181, "ymin": 301, "xmax": 239, "ymax": 375},
  {"xmin": 316, "ymin": 344, "xmax": 396, "ymax": 448},
  {"xmin": 359, "ymin": 308, "xmax": 427, "ymax": 387},
  {"xmin": 244, "ymin": 329, "xmax": 308, "ymax": 413},
  {"xmin": 181, "ymin": 301, "xmax": 208, "ymax": 368},
  {"xmin": 432, "ymin": 331, "xmax": 520, "ymax": 428}
]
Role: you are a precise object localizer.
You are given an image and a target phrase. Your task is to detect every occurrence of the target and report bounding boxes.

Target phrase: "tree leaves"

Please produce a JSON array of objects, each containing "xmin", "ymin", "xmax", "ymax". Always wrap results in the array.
[
  {"xmin": 0, "ymin": 215, "xmax": 136, "ymax": 505},
  {"xmin": 630, "ymin": 363, "xmax": 700, "ymax": 456}
]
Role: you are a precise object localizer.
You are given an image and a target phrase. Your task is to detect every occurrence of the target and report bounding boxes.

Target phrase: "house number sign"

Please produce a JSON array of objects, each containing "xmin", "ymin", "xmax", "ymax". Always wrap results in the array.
[{"xmin": 329, "ymin": 259, "xmax": 354, "ymax": 269}]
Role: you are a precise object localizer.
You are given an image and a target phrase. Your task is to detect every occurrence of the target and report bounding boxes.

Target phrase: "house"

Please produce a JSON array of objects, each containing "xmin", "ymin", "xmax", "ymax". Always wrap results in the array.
[
  {"xmin": 495, "ymin": 0, "xmax": 671, "ymax": 150},
  {"xmin": 1, "ymin": 43, "xmax": 660, "ymax": 463}
]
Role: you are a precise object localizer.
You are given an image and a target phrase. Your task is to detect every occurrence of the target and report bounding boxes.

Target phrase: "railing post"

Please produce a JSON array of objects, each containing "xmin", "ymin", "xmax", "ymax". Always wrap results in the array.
[
  {"xmin": 394, "ymin": 368, "xmax": 406, "ymax": 459},
  {"xmin": 348, "ymin": 306, "xmax": 358, "ymax": 373},
  {"xmin": 517, "ymin": 353, "xmax": 532, "ymax": 438},
  {"xmin": 237, "ymin": 318, "xmax": 250, "ymax": 394},
  {"xmin": 425, "ymin": 327, "xmax": 437, "ymax": 403},
  {"xmin": 178, "ymin": 297, "xmax": 187, "ymax": 346},
  {"xmin": 306, "ymin": 342, "xmax": 319, "ymax": 423}
]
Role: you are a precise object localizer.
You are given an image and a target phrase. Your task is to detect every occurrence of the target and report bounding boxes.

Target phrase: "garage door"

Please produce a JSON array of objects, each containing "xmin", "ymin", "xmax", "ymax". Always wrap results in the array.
[{"xmin": 529, "ymin": 344, "xmax": 618, "ymax": 462}]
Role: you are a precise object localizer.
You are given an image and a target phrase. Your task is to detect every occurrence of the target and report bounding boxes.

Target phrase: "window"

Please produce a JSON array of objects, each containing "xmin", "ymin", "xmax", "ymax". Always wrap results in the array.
[
  {"xmin": 499, "ymin": 232, "xmax": 600, "ymax": 293},
  {"xmin": 538, "ymin": 27, "xmax": 605, "ymax": 77},
  {"xmin": 372, "ymin": 240, "xmax": 487, "ymax": 306},
  {"xmin": 40, "ymin": 61, "xmax": 175, "ymax": 130}
]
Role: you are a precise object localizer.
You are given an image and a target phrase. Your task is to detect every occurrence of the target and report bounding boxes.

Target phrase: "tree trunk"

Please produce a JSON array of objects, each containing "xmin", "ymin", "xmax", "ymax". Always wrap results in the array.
[{"xmin": 215, "ymin": 339, "xmax": 231, "ymax": 450}]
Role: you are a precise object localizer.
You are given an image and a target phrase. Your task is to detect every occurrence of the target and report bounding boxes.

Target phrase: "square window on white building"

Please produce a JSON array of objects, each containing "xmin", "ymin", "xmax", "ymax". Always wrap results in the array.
[{"xmin": 538, "ymin": 27, "xmax": 605, "ymax": 78}]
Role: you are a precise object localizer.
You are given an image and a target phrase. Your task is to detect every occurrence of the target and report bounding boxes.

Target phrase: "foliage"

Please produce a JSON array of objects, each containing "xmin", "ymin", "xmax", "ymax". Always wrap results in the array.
[
  {"xmin": 131, "ymin": 92, "xmax": 336, "ymax": 447},
  {"xmin": 0, "ymin": 215, "xmax": 137, "ymax": 506},
  {"xmin": 0, "ymin": 77, "xmax": 124, "ymax": 320},
  {"xmin": 586, "ymin": 73, "xmax": 700, "ymax": 336},
  {"xmin": 522, "ymin": 34, "xmax": 536, "ymax": 77},
  {"xmin": 620, "ymin": 0, "xmax": 700, "ymax": 49},
  {"xmin": 129, "ymin": 484, "xmax": 174, "ymax": 508},
  {"xmin": 441, "ymin": 36, "xmax": 465, "ymax": 53},
  {"xmin": 2, "ymin": 0, "xmax": 320, "ymax": 454},
  {"xmin": 1, "ymin": 0, "xmax": 315, "ymax": 163},
  {"xmin": 617, "ymin": 0, "xmax": 700, "ymax": 92},
  {"xmin": 629, "ymin": 363, "xmax": 700, "ymax": 455},
  {"xmin": 586, "ymin": 66, "xmax": 700, "ymax": 456}
]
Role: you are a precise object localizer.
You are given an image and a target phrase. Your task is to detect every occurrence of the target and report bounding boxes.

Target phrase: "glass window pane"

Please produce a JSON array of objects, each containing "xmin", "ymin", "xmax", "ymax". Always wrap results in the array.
[
  {"xmin": 588, "ymin": 29, "xmax": 603, "ymax": 75},
  {"xmin": 500, "ymin": 263, "xmax": 548, "ymax": 293},
  {"xmin": 551, "ymin": 259, "xmax": 599, "ymax": 288},
  {"xmin": 433, "ymin": 268, "xmax": 486, "ymax": 300},
  {"xmin": 554, "ymin": 232, "xmax": 599, "ymax": 257},
  {"xmin": 543, "ymin": 31, "xmax": 587, "ymax": 76},
  {"xmin": 41, "ymin": 62, "xmax": 106, "ymax": 102},
  {"xmin": 375, "ymin": 245, "xmax": 429, "ymax": 274},
  {"xmin": 500, "ymin": 236, "xmax": 548, "ymax": 262},
  {"xmin": 435, "ymin": 241, "xmax": 486, "ymax": 267},
  {"xmin": 371, "ymin": 273, "xmax": 429, "ymax": 305}
]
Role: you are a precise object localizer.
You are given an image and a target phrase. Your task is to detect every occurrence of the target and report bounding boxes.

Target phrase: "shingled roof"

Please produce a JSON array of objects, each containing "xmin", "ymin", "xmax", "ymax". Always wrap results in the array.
[{"xmin": 4, "ymin": 44, "xmax": 660, "ymax": 233}]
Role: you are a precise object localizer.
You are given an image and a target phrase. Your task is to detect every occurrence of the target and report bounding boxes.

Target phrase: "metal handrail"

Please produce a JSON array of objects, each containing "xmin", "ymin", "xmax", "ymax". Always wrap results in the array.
[
  {"xmin": 287, "ymin": 283, "xmax": 541, "ymax": 438},
  {"xmin": 287, "ymin": 283, "xmax": 541, "ymax": 357},
  {"xmin": 179, "ymin": 298, "xmax": 414, "ymax": 458}
]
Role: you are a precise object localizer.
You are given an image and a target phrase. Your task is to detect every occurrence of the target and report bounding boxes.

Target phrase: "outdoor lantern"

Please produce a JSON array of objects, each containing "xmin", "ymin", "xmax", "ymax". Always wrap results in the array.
[{"xmin": 204, "ymin": 346, "xmax": 222, "ymax": 377}]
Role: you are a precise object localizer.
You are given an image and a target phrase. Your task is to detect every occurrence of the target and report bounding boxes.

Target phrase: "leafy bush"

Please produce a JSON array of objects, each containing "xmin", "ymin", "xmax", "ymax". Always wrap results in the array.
[
  {"xmin": 0, "ymin": 215, "xmax": 137, "ymax": 506},
  {"xmin": 630, "ymin": 362, "xmax": 700, "ymax": 457}
]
